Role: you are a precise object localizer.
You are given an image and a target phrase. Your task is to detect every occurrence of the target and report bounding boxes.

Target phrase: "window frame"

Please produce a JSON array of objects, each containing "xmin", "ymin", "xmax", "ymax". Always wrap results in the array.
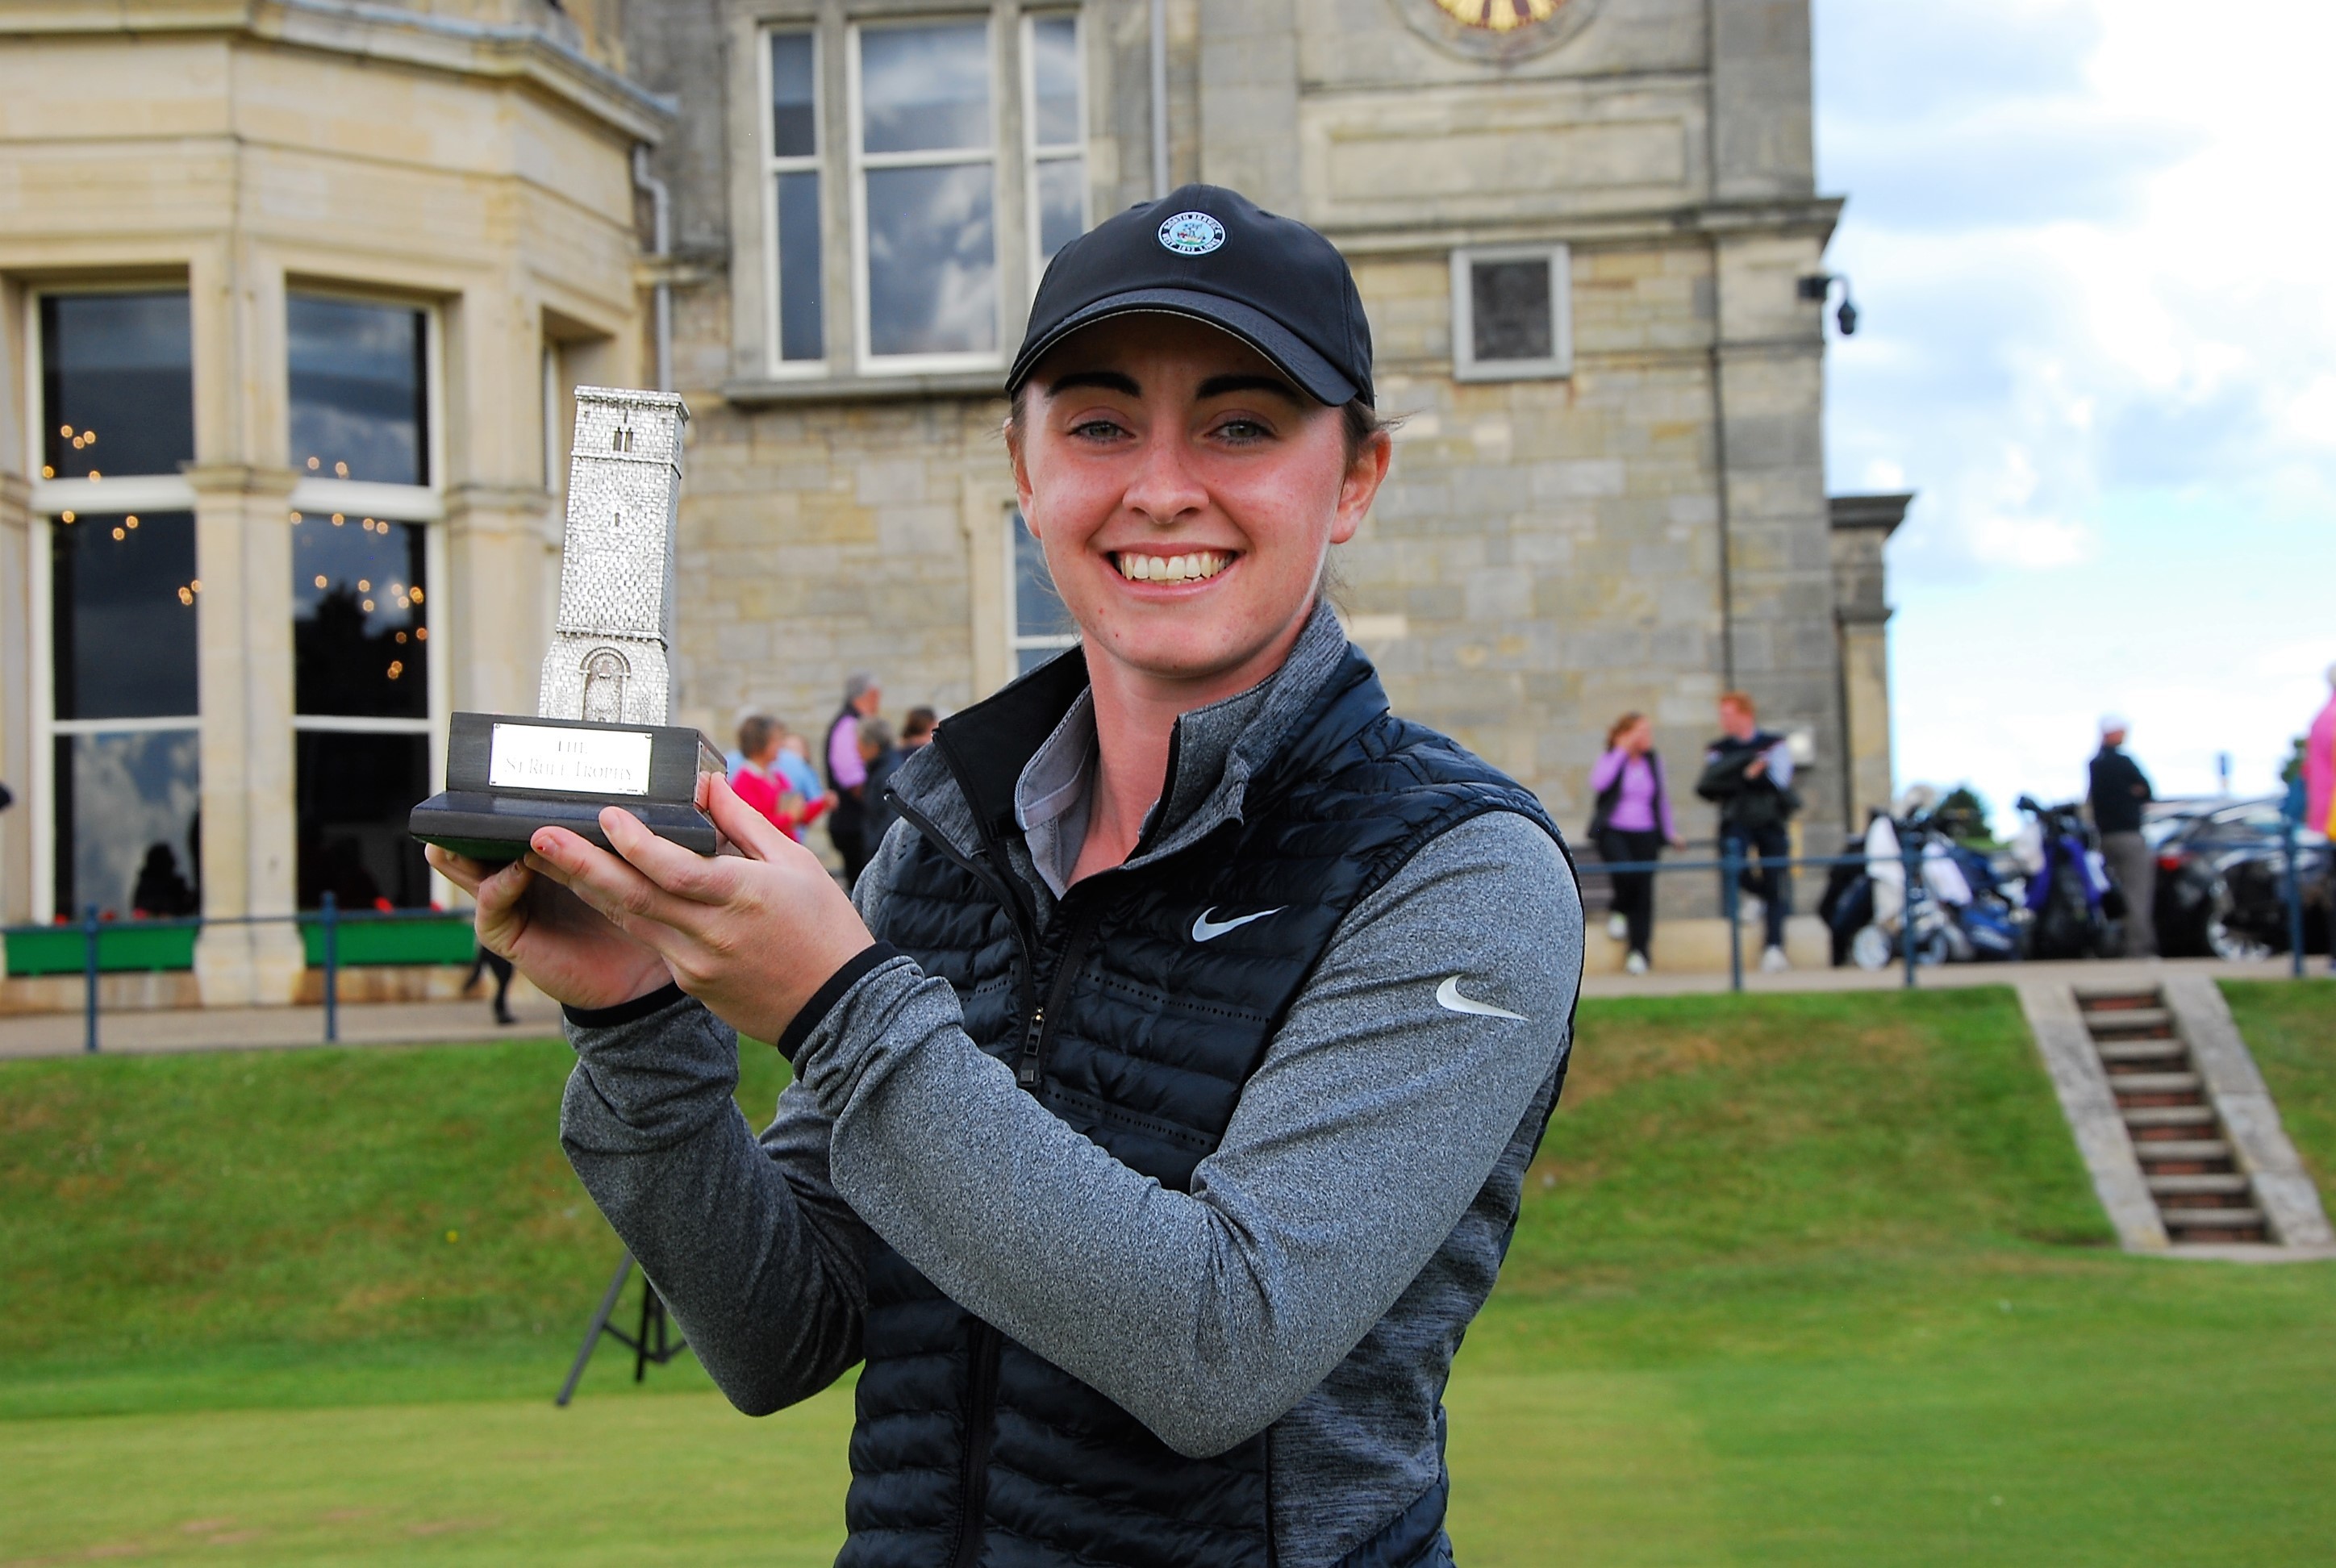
[
  {"xmin": 758, "ymin": 24, "xmax": 828, "ymax": 377},
  {"xmin": 1020, "ymin": 10, "xmax": 1088, "ymax": 294},
  {"xmin": 1005, "ymin": 505, "xmax": 1079, "ymax": 676},
  {"xmin": 845, "ymin": 15, "xmax": 1007, "ymax": 377},
  {"xmin": 1450, "ymin": 243, "xmax": 1574, "ymax": 382},
  {"xmin": 23, "ymin": 283, "xmax": 203, "ymax": 924},
  {"xmin": 282, "ymin": 286, "xmax": 449, "ymax": 908}
]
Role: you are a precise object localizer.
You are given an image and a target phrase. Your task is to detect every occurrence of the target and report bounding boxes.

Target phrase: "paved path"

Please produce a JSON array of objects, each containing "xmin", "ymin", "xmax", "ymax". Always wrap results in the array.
[
  {"xmin": 1578, "ymin": 953, "xmax": 2313, "ymax": 999},
  {"xmin": 0, "ymin": 991, "xmax": 565, "ymax": 1059},
  {"xmin": 0, "ymin": 954, "xmax": 2319, "ymax": 1060}
]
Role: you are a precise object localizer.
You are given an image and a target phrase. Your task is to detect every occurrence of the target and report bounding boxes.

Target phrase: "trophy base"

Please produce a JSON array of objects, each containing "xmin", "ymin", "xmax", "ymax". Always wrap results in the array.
[
  {"xmin": 410, "ymin": 790, "xmax": 720, "ymax": 864},
  {"xmin": 409, "ymin": 711, "xmax": 728, "ymax": 865}
]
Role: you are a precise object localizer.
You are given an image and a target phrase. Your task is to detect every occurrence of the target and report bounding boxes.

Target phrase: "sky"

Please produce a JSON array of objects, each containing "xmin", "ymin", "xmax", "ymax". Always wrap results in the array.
[{"xmin": 1812, "ymin": 0, "xmax": 2336, "ymax": 828}]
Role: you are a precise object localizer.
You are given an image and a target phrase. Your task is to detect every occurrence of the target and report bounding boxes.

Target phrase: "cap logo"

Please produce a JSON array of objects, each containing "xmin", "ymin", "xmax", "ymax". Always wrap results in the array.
[{"xmin": 1158, "ymin": 212, "xmax": 1226, "ymax": 256}]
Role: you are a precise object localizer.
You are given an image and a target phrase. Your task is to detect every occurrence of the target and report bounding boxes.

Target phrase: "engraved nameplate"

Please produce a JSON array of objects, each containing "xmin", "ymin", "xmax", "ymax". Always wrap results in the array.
[{"xmin": 490, "ymin": 723, "xmax": 653, "ymax": 796}]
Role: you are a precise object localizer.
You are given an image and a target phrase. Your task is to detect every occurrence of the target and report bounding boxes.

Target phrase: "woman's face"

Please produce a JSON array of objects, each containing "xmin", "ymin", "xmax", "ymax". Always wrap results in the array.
[
  {"xmin": 1012, "ymin": 315, "xmax": 1388, "ymax": 705},
  {"xmin": 1625, "ymin": 717, "xmax": 1654, "ymax": 755}
]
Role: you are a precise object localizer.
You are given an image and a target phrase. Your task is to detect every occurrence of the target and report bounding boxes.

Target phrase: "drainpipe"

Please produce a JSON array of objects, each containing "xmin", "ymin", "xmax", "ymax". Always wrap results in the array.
[
  {"xmin": 632, "ymin": 144, "xmax": 673, "ymax": 393},
  {"xmin": 1149, "ymin": 0, "xmax": 1169, "ymax": 198}
]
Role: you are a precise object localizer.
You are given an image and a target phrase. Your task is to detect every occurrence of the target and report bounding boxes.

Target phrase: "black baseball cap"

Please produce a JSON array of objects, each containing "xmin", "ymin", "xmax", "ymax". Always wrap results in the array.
[{"xmin": 1007, "ymin": 184, "xmax": 1374, "ymax": 407}]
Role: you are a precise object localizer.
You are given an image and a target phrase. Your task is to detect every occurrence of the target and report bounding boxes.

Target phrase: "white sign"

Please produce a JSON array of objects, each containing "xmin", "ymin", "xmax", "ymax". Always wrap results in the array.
[{"xmin": 490, "ymin": 724, "xmax": 653, "ymax": 796}]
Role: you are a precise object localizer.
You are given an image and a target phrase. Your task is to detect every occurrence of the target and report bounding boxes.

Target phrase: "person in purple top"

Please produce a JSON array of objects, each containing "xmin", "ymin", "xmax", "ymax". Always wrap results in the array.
[
  {"xmin": 1588, "ymin": 711, "xmax": 1682, "ymax": 974},
  {"xmin": 824, "ymin": 673, "xmax": 882, "ymax": 885}
]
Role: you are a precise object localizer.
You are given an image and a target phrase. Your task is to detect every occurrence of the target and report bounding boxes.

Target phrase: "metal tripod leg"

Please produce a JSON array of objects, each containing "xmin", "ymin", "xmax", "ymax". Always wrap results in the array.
[{"xmin": 556, "ymin": 1250, "xmax": 637, "ymax": 1407}]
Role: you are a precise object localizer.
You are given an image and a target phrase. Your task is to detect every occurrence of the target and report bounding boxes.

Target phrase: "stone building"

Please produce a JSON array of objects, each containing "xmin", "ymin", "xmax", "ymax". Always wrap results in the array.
[{"xmin": 0, "ymin": 0, "xmax": 1901, "ymax": 995}]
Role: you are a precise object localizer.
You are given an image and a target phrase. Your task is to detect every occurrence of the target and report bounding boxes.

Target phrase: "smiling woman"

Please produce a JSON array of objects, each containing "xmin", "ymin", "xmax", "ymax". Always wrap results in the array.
[{"xmin": 429, "ymin": 184, "xmax": 1584, "ymax": 1568}]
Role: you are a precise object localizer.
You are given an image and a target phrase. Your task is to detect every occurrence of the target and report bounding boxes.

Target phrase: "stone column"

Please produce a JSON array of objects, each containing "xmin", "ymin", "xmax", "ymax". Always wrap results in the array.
[
  {"xmin": 443, "ymin": 482, "xmax": 561, "ymax": 718},
  {"xmin": 186, "ymin": 463, "xmax": 307, "ymax": 1006},
  {"xmin": 0, "ymin": 470, "xmax": 31, "ymax": 926},
  {"xmin": 1828, "ymin": 493, "xmax": 1909, "ymax": 825}
]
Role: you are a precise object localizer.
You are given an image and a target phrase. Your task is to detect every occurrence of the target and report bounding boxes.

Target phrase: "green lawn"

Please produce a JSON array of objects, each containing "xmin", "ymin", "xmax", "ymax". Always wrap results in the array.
[{"xmin": 3, "ymin": 984, "xmax": 2333, "ymax": 1565}]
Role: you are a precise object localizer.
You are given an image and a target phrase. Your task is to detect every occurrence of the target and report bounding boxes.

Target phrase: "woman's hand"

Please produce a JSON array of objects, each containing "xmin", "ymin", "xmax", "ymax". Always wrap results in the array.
[
  {"xmin": 515, "ymin": 774, "xmax": 875, "ymax": 1044},
  {"xmin": 425, "ymin": 844, "xmax": 673, "ymax": 1012},
  {"xmin": 1667, "ymin": 834, "xmax": 1687, "ymax": 851}
]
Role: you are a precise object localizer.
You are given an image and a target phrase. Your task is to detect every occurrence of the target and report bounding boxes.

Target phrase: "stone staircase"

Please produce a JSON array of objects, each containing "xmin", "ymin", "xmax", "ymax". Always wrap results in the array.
[
  {"xmin": 2017, "ymin": 972, "xmax": 2334, "ymax": 1258},
  {"xmin": 2076, "ymin": 988, "xmax": 2265, "ymax": 1245}
]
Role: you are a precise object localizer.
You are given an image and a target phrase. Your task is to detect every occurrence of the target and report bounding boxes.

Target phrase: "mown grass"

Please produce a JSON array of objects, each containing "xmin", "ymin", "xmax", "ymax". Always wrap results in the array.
[{"xmin": 2, "ymin": 984, "xmax": 2333, "ymax": 1565}]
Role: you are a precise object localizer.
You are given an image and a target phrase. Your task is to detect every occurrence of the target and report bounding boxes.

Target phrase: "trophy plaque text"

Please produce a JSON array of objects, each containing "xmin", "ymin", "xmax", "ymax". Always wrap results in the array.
[{"xmin": 410, "ymin": 387, "xmax": 724, "ymax": 861}]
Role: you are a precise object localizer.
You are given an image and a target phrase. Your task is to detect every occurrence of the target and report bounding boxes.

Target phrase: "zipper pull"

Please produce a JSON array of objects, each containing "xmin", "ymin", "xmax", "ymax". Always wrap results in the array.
[{"xmin": 1016, "ymin": 1007, "xmax": 1044, "ymax": 1087}]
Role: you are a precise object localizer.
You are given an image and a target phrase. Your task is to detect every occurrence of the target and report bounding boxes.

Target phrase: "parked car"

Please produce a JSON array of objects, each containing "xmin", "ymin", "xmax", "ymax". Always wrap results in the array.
[{"xmin": 2152, "ymin": 796, "xmax": 2331, "ymax": 960}]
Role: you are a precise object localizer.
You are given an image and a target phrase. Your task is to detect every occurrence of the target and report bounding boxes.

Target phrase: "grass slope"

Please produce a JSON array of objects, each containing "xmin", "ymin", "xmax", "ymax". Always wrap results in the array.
[
  {"xmin": 2221, "ymin": 978, "xmax": 2336, "ymax": 1186},
  {"xmin": 4, "ymin": 986, "xmax": 2334, "ymax": 1565}
]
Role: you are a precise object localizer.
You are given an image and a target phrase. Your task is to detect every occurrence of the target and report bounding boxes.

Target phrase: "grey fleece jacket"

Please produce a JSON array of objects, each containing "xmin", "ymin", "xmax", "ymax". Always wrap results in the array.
[{"xmin": 560, "ymin": 603, "xmax": 1584, "ymax": 1566}]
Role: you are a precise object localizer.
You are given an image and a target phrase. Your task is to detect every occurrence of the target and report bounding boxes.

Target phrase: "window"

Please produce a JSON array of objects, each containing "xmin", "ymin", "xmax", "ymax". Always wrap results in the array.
[
  {"xmin": 286, "ymin": 292, "xmax": 440, "ymax": 911},
  {"xmin": 1007, "ymin": 508, "xmax": 1078, "ymax": 675},
  {"xmin": 852, "ymin": 19, "xmax": 999, "ymax": 367},
  {"xmin": 1024, "ymin": 15, "xmax": 1087, "ymax": 284},
  {"xmin": 755, "ymin": 10, "xmax": 1089, "ymax": 380},
  {"xmin": 1450, "ymin": 244, "xmax": 1572, "ymax": 381},
  {"xmin": 33, "ymin": 290, "xmax": 201, "ymax": 922},
  {"xmin": 765, "ymin": 30, "xmax": 825, "ymax": 366}
]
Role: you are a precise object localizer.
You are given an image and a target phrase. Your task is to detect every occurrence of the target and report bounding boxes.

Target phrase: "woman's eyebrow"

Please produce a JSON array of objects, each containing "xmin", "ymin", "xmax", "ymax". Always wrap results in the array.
[
  {"xmin": 1045, "ymin": 369, "xmax": 1141, "ymax": 398},
  {"xmin": 1195, "ymin": 373, "xmax": 1304, "ymax": 404}
]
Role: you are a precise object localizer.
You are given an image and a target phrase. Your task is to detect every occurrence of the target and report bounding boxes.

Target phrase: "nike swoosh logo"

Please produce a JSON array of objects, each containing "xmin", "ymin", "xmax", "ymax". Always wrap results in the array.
[
  {"xmin": 1436, "ymin": 976, "xmax": 1526, "ymax": 1021},
  {"xmin": 1191, "ymin": 907, "xmax": 1285, "ymax": 942}
]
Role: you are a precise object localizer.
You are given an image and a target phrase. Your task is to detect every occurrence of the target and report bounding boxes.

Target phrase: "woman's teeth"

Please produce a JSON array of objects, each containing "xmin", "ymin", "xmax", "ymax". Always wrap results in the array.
[{"xmin": 1117, "ymin": 550, "xmax": 1229, "ymax": 583}]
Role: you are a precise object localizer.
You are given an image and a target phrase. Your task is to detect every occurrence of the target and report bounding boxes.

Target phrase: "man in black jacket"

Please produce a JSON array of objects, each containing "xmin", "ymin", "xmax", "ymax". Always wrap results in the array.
[
  {"xmin": 2088, "ymin": 715, "xmax": 2156, "ymax": 956},
  {"xmin": 1696, "ymin": 690, "xmax": 1798, "ymax": 970}
]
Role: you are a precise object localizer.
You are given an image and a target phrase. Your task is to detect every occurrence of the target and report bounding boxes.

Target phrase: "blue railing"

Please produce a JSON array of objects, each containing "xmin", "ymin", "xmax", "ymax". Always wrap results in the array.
[{"xmin": 6, "ymin": 900, "xmax": 472, "ymax": 1053}]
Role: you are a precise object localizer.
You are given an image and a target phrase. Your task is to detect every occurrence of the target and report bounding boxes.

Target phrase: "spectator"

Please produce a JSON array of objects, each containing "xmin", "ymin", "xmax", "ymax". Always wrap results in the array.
[
  {"xmin": 130, "ymin": 842, "xmax": 197, "ymax": 918},
  {"xmin": 732, "ymin": 713, "xmax": 832, "ymax": 840},
  {"xmin": 858, "ymin": 717, "xmax": 907, "ymax": 866},
  {"xmin": 461, "ymin": 943, "xmax": 518, "ymax": 1026},
  {"xmin": 2088, "ymin": 715, "xmax": 2156, "ymax": 957},
  {"xmin": 825, "ymin": 673, "xmax": 882, "ymax": 886},
  {"xmin": 771, "ymin": 724, "xmax": 827, "ymax": 841},
  {"xmin": 1696, "ymin": 690, "xmax": 1798, "ymax": 972},
  {"xmin": 2307, "ymin": 664, "xmax": 2336, "ymax": 839},
  {"xmin": 1588, "ymin": 711, "xmax": 1681, "ymax": 974},
  {"xmin": 901, "ymin": 706, "xmax": 938, "ymax": 750}
]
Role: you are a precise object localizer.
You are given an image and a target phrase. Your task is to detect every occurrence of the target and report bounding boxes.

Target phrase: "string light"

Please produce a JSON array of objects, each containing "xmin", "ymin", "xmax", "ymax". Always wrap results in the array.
[
  {"xmin": 410, "ymin": 587, "xmax": 424, "ymax": 605},
  {"xmin": 334, "ymin": 461, "xmax": 349, "ymax": 477},
  {"xmin": 386, "ymin": 661, "xmax": 404, "ymax": 680},
  {"xmin": 362, "ymin": 598, "xmax": 375, "ymax": 611},
  {"xmin": 41, "ymin": 465, "xmax": 54, "ymax": 478},
  {"xmin": 111, "ymin": 526, "xmax": 125, "ymax": 540},
  {"xmin": 290, "ymin": 511, "xmax": 303, "ymax": 523},
  {"xmin": 58, "ymin": 424, "xmax": 72, "ymax": 438},
  {"xmin": 307, "ymin": 457, "xmax": 321, "ymax": 470},
  {"xmin": 314, "ymin": 574, "xmax": 327, "ymax": 589},
  {"xmin": 177, "ymin": 587, "xmax": 194, "ymax": 606},
  {"xmin": 395, "ymin": 630, "xmax": 408, "ymax": 644},
  {"xmin": 125, "ymin": 515, "xmax": 138, "ymax": 529},
  {"xmin": 60, "ymin": 511, "xmax": 75, "ymax": 523},
  {"xmin": 358, "ymin": 579, "xmax": 370, "ymax": 592},
  {"xmin": 81, "ymin": 429, "xmax": 94, "ymax": 444},
  {"xmin": 191, "ymin": 580, "xmax": 202, "ymax": 592},
  {"xmin": 87, "ymin": 469, "xmax": 100, "ymax": 480},
  {"xmin": 415, "ymin": 626, "xmax": 428, "ymax": 640}
]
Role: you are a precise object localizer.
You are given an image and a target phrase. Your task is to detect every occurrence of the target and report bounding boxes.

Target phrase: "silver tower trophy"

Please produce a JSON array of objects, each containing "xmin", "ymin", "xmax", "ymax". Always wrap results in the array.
[{"xmin": 409, "ymin": 386, "xmax": 725, "ymax": 861}]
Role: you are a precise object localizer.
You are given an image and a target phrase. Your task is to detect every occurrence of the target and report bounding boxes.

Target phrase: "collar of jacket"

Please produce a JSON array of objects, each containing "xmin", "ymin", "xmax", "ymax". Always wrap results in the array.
[{"xmin": 888, "ymin": 596, "xmax": 1380, "ymax": 875}]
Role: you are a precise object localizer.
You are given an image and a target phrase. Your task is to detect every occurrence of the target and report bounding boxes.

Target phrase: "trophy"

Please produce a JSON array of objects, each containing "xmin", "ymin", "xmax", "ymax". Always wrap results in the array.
[{"xmin": 409, "ymin": 386, "xmax": 725, "ymax": 862}]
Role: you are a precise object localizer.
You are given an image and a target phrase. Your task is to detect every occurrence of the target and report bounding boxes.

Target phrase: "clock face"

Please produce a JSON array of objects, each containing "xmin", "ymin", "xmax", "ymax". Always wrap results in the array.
[{"xmin": 1434, "ymin": 0, "xmax": 1567, "ymax": 30}]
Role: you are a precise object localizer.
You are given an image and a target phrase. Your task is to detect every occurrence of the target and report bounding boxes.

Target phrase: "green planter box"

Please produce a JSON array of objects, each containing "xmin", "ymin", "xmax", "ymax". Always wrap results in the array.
[
  {"xmin": 4, "ymin": 924, "xmax": 199, "ymax": 976},
  {"xmin": 5, "ymin": 916, "xmax": 475, "ymax": 976},
  {"xmin": 302, "ymin": 916, "xmax": 476, "ymax": 967}
]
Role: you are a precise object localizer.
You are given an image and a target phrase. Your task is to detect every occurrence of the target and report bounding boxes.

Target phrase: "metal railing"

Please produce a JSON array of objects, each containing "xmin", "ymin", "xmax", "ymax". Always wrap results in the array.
[
  {"xmin": 1579, "ymin": 823, "xmax": 2325, "ymax": 990},
  {"xmin": 6, "ymin": 898, "xmax": 473, "ymax": 1053}
]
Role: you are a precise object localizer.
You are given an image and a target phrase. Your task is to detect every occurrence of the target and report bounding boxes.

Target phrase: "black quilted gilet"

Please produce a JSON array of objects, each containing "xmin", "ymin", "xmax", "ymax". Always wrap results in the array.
[{"xmin": 841, "ymin": 648, "xmax": 1560, "ymax": 1568}]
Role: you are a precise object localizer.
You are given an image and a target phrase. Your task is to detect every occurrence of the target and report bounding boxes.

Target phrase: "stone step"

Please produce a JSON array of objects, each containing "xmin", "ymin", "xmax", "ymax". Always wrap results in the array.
[
  {"xmin": 2099, "ymin": 1040, "xmax": 2188, "ymax": 1065},
  {"xmin": 2113, "ymin": 1072, "xmax": 2203, "ymax": 1095},
  {"xmin": 2075, "ymin": 989, "xmax": 2162, "ymax": 1010},
  {"xmin": 2122, "ymin": 1105, "xmax": 2217, "ymax": 1128},
  {"xmin": 2163, "ymin": 1207, "xmax": 2266, "ymax": 1230},
  {"xmin": 2083, "ymin": 1005, "xmax": 2173, "ymax": 1031},
  {"xmin": 2133, "ymin": 1140, "xmax": 2233, "ymax": 1163},
  {"xmin": 2149, "ymin": 1174, "xmax": 2253, "ymax": 1196}
]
